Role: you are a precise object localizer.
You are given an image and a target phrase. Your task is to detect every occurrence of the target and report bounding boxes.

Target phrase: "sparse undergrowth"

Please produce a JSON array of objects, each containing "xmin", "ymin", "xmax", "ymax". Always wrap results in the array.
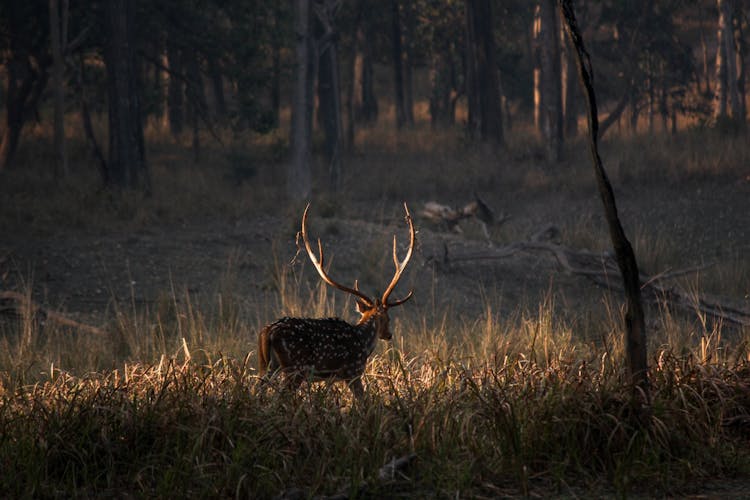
[
  {"xmin": 0, "ymin": 344, "xmax": 748, "ymax": 498},
  {"xmin": 0, "ymin": 280, "xmax": 749, "ymax": 498}
]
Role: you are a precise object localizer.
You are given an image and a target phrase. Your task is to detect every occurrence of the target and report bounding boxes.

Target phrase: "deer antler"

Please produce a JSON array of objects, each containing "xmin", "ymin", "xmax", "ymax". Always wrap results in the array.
[
  {"xmin": 301, "ymin": 204, "xmax": 375, "ymax": 307},
  {"xmin": 381, "ymin": 203, "xmax": 415, "ymax": 307}
]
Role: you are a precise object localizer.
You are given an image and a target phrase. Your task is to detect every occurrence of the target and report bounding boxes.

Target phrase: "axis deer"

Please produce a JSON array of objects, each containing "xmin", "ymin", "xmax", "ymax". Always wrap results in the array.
[{"xmin": 258, "ymin": 203, "xmax": 415, "ymax": 398}]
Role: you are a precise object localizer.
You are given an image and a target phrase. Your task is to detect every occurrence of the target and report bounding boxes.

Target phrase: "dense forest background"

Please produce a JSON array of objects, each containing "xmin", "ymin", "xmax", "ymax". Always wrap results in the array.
[{"xmin": 1, "ymin": 0, "xmax": 747, "ymax": 196}]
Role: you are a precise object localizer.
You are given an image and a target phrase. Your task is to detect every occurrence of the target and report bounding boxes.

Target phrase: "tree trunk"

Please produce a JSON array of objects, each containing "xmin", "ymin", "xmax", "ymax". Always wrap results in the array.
[
  {"xmin": 538, "ymin": 0, "xmax": 563, "ymax": 163},
  {"xmin": 270, "ymin": 2, "xmax": 283, "ymax": 129},
  {"xmin": 429, "ymin": 50, "xmax": 455, "ymax": 128},
  {"xmin": 723, "ymin": 0, "xmax": 742, "ymax": 121},
  {"xmin": 464, "ymin": 0, "xmax": 503, "ymax": 145},
  {"xmin": 50, "ymin": 0, "xmax": 68, "ymax": 179},
  {"xmin": 165, "ymin": 35, "xmax": 184, "ymax": 137},
  {"xmin": 735, "ymin": 3, "xmax": 746, "ymax": 121},
  {"xmin": 183, "ymin": 47, "xmax": 207, "ymax": 162},
  {"xmin": 315, "ymin": 1, "xmax": 343, "ymax": 192},
  {"xmin": 289, "ymin": 0, "xmax": 314, "ymax": 201},
  {"xmin": 402, "ymin": 0, "xmax": 416, "ymax": 126},
  {"xmin": 713, "ymin": 0, "xmax": 739, "ymax": 121},
  {"xmin": 103, "ymin": 0, "xmax": 149, "ymax": 191},
  {"xmin": 75, "ymin": 56, "xmax": 108, "ymax": 185},
  {"xmin": 391, "ymin": 0, "xmax": 407, "ymax": 129},
  {"xmin": 207, "ymin": 58, "xmax": 227, "ymax": 122},
  {"xmin": 560, "ymin": 0, "xmax": 649, "ymax": 400},
  {"xmin": 561, "ymin": 16, "xmax": 578, "ymax": 138},
  {"xmin": 0, "ymin": 4, "xmax": 49, "ymax": 171},
  {"xmin": 359, "ymin": 1, "xmax": 379, "ymax": 124}
]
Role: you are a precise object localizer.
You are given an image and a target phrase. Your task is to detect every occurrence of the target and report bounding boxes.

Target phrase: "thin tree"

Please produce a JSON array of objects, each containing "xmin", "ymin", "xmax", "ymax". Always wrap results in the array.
[
  {"xmin": 559, "ymin": 0, "xmax": 649, "ymax": 400},
  {"xmin": 289, "ymin": 0, "xmax": 314, "ymax": 200},
  {"xmin": 103, "ymin": 0, "xmax": 149, "ymax": 191},
  {"xmin": 464, "ymin": 0, "xmax": 503, "ymax": 145},
  {"xmin": 49, "ymin": 0, "xmax": 68, "ymax": 179},
  {"xmin": 314, "ymin": 0, "xmax": 343, "ymax": 192},
  {"xmin": 537, "ymin": 0, "xmax": 562, "ymax": 163},
  {"xmin": 391, "ymin": 0, "xmax": 407, "ymax": 129}
]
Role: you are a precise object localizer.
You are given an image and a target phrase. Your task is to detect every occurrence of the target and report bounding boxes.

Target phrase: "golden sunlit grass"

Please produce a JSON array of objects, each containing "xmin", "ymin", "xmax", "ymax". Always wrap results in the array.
[
  {"xmin": 1, "ymin": 270, "xmax": 749, "ymax": 497},
  {"xmin": 5, "ymin": 283, "xmax": 750, "ymax": 500}
]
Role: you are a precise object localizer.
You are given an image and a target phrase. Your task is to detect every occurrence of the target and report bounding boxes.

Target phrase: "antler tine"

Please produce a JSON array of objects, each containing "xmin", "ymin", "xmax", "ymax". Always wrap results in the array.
[
  {"xmin": 382, "ymin": 202, "xmax": 415, "ymax": 307},
  {"xmin": 301, "ymin": 204, "xmax": 374, "ymax": 306}
]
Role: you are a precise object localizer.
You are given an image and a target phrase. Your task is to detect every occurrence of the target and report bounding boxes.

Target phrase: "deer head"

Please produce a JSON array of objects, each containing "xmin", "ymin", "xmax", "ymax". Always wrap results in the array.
[{"xmin": 299, "ymin": 202, "xmax": 415, "ymax": 338}]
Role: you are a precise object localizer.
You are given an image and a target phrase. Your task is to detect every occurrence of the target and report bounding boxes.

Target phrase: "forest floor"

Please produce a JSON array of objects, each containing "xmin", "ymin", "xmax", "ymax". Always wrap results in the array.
[{"xmin": 2, "ymin": 169, "xmax": 748, "ymax": 337}]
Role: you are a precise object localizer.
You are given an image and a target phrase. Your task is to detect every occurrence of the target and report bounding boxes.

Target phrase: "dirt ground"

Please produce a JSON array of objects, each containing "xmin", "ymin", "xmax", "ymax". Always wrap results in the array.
[{"xmin": 2, "ymin": 173, "xmax": 748, "ymax": 337}]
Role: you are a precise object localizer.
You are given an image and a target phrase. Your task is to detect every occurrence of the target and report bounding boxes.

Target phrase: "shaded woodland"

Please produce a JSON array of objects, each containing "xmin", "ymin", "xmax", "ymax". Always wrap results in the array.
[{"xmin": 1, "ymin": 0, "xmax": 747, "ymax": 193}]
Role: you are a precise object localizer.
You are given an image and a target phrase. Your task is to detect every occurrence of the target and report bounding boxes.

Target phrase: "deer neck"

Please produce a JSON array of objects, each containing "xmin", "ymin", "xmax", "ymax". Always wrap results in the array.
[{"xmin": 356, "ymin": 311, "xmax": 382, "ymax": 354}]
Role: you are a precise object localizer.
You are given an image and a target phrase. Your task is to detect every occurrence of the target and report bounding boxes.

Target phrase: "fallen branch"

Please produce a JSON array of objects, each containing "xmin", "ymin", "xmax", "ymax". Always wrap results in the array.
[
  {"xmin": 434, "ymin": 241, "xmax": 750, "ymax": 327},
  {"xmin": 0, "ymin": 290, "xmax": 107, "ymax": 335}
]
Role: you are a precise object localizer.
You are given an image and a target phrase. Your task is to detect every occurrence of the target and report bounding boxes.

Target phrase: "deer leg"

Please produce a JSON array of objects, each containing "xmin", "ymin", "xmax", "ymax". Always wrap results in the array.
[{"xmin": 347, "ymin": 377, "xmax": 365, "ymax": 399}]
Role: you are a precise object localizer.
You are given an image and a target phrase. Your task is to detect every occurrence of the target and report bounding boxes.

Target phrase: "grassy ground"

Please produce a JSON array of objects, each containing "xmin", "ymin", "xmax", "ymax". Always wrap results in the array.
[{"xmin": 1, "ymin": 115, "xmax": 749, "ymax": 497}]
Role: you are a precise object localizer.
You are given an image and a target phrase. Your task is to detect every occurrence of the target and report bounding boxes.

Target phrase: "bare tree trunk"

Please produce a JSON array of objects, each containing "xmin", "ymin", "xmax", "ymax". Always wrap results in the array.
[
  {"xmin": 715, "ymin": 0, "xmax": 732, "ymax": 120},
  {"xmin": 289, "ymin": 0, "xmax": 314, "ymax": 200},
  {"xmin": 402, "ymin": 0, "xmax": 416, "ymax": 126},
  {"xmin": 733, "ymin": 1, "xmax": 746, "ymax": 124},
  {"xmin": 50, "ymin": 0, "xmax": 68, "ymax": 179},
  {"xmin": 465, "ymin": 0, "xmax": 504, "ymax": 145},
  {"xmin": 391, "ymin": 0, "xmax": 407, "ymax": 129},
  {"xmin": 270, "ymin": 2, "xmax": 283, "ymax": 129},
  {"xmin": 75, "ymin": 56, "xmax": 108, "ymax": 185},
  {"xmin": 165, "ymin": 35, "xmax": 184, "ymax": 137},
  {"xmin": 207, "ymin": 59, "xmax": 227, "ymax": 122},
  {"xmin": 561, "ymin": 16, "xmax": 578, "ymax": 138},
  {"xmin": 560, "ymin": 0, "xmax": 649, "ymax": 400},
  {"xmin": 539, "ymin": 0, "xmax": 563, "ymax": 163},
  {"xmin": 700, "ymin": 21, "xmax": 712, "ymax": 96},
  {"xmin": 0, "ymin": 4, "xmax": 49, "ymax": 171},
  {"xmin": 723, "ymin": 0, "xmax": 742, "ymax": 120},
  {"xmin": 184, "ymin": 47, "xmax": 207, "ymax": 162},
  {"xmin": 532, "ymin": 5, "xmax": 543, "ymax": 132},
  {"xmin": 315, "ymin": 0, "xmax": 343, "ymax": 192},
  {"xmin": 103, "ymin": 0, "xmax": 149, "ymax": 191}
]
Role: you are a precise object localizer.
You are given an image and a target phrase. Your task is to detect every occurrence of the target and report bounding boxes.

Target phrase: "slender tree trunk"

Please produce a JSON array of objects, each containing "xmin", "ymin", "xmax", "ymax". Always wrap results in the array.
[
  {"xmin": 289, "ymin": 0, "xmax": 314, "ymax": 200},
  {"xmin": 715, "ymin": 0, "xmax": 731, "ymax": 120},
  {"xmin": 270, "ymin": 2, "xmax": 283, "ymax": 129},
  {"xmin": 75, "ymin": 56, "xmax": 108, "ymax": 185},
  {"xmin": 0, "ymin": 4, "xmax": 48, "ymax": 171},
  {"xmin": 315, "ymin": 0, "xmax": 343, "ymax": 193},
  {"xmin": 184, "ymin": 47, "xmax": 207, "ymax": 162},
  {"xmin": 165, "ymin": 35, "xmax": 184, "ymax": 136},
  {"xmin": 402, "ymin": 0, "xmax": 416, "ymax": 125},
  {"xmin": 391, "ymin": 0, "xmax": 407, "ymax": 129},
  {"xmin": 50, "ymin": 0, "xmax": 68, "ymax": 179},
  {"xmin": 561, "ymin": 15, "xmax": 578, "ymax": 138},
  {"xmin": 539, "ymin": 0, "xmax": 563, "ymax": 163},
  {"xmin": 700, "ymin": 22, "xmax": 712, "ymax": 96},
  {"xmin": 359, "ymin": 12, "xmax": 378, "ymax": 123},
  {"xmin": 465, "ymin": 0, "xmax": 503, "ymax": 145},
  {"xmin": 560, "ymin": 0, "xmax": 649, "ymax": 400},
  {"xmin": 723, "ymin": 0, "xmax": 742, "ymax": 120},
  {"xmin": 735, "ymin": 5, "xmax": 746, "ymax": 121},
  {"xmin": 103, "ymin": 0, "xmax": 149, "ymax": 191},
  {"xmin": 207, "ymin": 59, "xmax": 227, "ymax": 122}
]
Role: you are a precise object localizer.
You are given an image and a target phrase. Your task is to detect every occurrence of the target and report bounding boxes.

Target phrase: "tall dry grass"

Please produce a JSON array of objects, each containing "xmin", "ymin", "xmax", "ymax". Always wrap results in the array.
[{"xmin": 1, "ymin": 266, "xmax": 749, "ymax": 497}]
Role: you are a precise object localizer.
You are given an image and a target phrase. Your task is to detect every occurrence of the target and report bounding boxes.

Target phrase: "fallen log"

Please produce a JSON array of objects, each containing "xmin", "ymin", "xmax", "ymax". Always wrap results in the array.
[
  {"xmin": 0, "ymin": 290, "xmax": 107, "ymax": 335},
  {"xmin": 434, "ymin": 241, "xmax": 750, "ymax": 327}
]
